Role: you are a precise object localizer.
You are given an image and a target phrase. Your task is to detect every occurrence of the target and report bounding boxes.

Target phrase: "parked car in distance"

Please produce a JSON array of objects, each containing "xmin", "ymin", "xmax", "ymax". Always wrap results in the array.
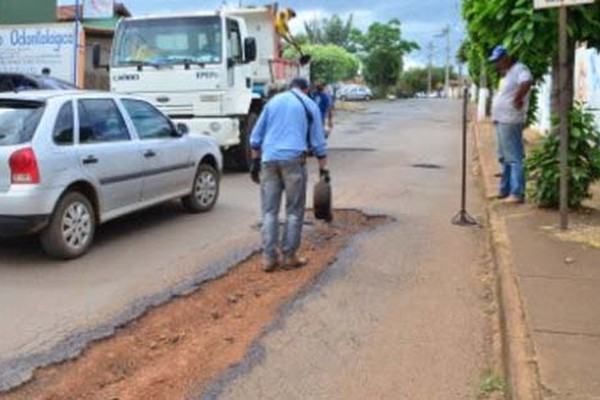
[
  {"xmin": 0, "ymin": 73, "xmax": 78, "ymax": 92},
  {"xmin": 337, "ymin": 85, "xmax": 373, "ymax": 101},
  {"xmin": 0, "ymin": 90, "xmax": 222, "ymax": 259}
]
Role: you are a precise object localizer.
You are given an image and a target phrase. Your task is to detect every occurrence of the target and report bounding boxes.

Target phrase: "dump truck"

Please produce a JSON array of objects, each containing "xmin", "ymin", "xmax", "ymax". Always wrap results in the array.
[{"xmin": 99, "ymin": 5, "xmax": 307, "ymax": 170}]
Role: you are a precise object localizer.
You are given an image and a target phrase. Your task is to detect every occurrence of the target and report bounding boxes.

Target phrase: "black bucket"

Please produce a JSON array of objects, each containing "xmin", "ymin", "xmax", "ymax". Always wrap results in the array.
[
  {"xmin": 299, "ymin": 54, "xmax": 311, "ymax": 65},
  {"xmin": 313, "ymin": 179, "xmax": 332, "ymax": 222}
]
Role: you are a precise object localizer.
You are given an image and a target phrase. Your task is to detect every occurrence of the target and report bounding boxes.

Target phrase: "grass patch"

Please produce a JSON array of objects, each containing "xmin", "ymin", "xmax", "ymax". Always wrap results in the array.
[{"xmin": 478, "ymin": 368, "xmax": 504, "ymax": 398}]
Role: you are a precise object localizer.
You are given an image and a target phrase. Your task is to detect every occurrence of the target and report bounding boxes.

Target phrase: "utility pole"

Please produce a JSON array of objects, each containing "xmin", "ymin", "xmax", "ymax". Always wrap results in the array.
[
  {"xmin": 436, "ymin": 25, "xmax": 451, "ymax": 98},
  {"xmin": 427, "ymin": 42, "xmax": 434, "ymax": 96},
  {"xmin": 73, "ymin": 0, "xmax": 80, "ymax": 86}
]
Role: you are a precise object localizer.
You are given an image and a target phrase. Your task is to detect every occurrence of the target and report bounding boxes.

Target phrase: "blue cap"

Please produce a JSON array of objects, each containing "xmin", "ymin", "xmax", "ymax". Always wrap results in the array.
[
  {"xmin": 489, "ymin": 45, "xmax": 507, "ymax": 62},
  {"xmin": 290, "ymin": 77, "xmax": 309, "ymax": 90}
]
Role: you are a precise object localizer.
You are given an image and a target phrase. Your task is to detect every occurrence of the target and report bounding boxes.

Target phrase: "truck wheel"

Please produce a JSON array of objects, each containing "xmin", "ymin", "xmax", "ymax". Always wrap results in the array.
[
  {"xmin": 182, "ymin": 163, "xmax": 220, "ymax": 213},
  {"xmin": 226, "ymin": 113, "xmax": 258, "ymax": 171},
  {"xmin": 40, "ymin": 191, "xmax": 96, "ymax": 259}
]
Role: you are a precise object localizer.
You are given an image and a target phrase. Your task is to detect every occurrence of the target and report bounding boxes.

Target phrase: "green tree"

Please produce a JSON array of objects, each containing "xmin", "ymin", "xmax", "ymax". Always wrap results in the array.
[
  {"xmin": 397, "ymin": 67, "xmax": 455, "ymax": 97},
  {"xmin": 304, "ymin": 14, "xmax": 356, "ymax": 51},
  {"xmin": 283, "ymin": 44, "xmax": 359, "ymax": 84},
  {"xmin": 352, "ymin": 19, "xmax": 419, "ymax": 93}
]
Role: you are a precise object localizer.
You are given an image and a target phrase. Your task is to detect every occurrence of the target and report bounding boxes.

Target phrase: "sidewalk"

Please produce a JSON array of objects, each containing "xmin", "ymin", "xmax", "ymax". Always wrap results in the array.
[{"xmin": 475, "ymin": 120, "xmax": 600, "ymax": 400}]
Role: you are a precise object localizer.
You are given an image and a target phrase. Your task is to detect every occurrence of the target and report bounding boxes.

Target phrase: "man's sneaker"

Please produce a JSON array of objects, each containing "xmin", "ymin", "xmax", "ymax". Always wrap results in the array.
[
  {"xmin": 263, "ymin": 259, "xmax": 279, "ymax": 273},
  {"xmin": 282, "ymin": 254, "xmax": 308, "ymax": 269},
  {"xmin": 501, "ymin": 195, "xmax": 524, "ymax": 204}
]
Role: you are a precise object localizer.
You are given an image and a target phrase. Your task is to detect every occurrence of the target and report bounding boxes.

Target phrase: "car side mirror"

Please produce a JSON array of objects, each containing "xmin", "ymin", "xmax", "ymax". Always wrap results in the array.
[
  {"xmin": 244, "ymin": 37, "xmax": 257, "ymax": 63},
  {"xmin": 175, "ymin": 122, "xmax": 189, "ymax": 136}
]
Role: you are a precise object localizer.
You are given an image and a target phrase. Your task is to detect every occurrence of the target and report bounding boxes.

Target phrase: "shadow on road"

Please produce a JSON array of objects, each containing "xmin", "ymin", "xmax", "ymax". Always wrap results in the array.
[{"xmin": 0, "ymin": 202, "xmax": 193, "ymax": 265}]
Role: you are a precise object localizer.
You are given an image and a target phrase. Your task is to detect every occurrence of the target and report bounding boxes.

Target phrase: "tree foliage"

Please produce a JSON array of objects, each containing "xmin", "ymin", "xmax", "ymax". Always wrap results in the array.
[
  {"xmin": 462, "ymin": 0, "xmax": 600, "ymax": 114},
  {"xmin": 304, "ymin": 14, "xmax": 356, "ymax": 51},
  {"xmin": 352, "ymin": 19, "xmax": 419, "ymax": 92},
  {"xmin": 397, "ymin": 67, "xmax": 457, "ymax": 97},
  {"xmin": 283, "ymin": 44, "xmax": 359, "ymax": 84}
]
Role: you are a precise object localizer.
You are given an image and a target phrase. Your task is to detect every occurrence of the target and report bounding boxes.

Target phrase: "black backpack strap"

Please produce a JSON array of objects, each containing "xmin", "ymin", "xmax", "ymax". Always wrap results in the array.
[{"xmin": 291, "ymin": 90, "xmax": 313, "ymax": 150}]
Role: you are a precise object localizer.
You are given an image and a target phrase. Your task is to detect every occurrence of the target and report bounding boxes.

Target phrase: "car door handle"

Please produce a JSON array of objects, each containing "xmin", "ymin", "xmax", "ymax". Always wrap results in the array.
[
  {"xmin": 144, "ymin": 150, "xmax": 157, "ymax": 158},
  {"xmin": 82, "ymin": 155, "xmax": 98, "ymax": 165}
]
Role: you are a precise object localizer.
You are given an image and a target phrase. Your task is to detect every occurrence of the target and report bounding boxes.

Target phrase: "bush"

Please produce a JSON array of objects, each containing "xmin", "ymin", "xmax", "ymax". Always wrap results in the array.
[{"xmin": 526, "ymin": 105, "xmax": 600, "ymax": 208}]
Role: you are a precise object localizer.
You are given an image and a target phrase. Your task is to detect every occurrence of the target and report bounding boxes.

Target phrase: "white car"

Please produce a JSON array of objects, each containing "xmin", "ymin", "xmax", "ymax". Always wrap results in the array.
[
  {"xmin": 337, "ymin": 85, "xmax": 373, "ymax": 101},
  {"xmin": 0, "ymin": 90, "xmax": 222, "ymax": 259}
]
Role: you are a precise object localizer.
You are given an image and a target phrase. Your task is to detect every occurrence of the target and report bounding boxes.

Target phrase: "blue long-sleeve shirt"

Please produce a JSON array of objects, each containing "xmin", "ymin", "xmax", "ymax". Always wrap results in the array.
[{"xmin": 250, "ymin": 88, "xmax": 327, "ymax": 162}]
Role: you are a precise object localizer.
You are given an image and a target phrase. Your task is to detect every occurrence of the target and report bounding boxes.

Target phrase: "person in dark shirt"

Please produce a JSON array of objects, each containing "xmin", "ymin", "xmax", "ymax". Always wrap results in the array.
[{"xmin": 312, "ymin": 82, "xmax": 334, "ymax": 138}]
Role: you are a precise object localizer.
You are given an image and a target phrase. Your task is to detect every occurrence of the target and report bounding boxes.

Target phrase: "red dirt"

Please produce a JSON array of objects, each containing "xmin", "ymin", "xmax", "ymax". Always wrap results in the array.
[{"xmin": 1, "ymin": 210, "xmax": 386, "ymax": 400}]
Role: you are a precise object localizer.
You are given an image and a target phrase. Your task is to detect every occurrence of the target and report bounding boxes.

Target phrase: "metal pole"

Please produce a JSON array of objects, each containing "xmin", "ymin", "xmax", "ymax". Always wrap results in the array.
[
  {"xmin": 445, "ymin": 26, "xmax": 450, "ymax": 98},
  {"xmin": 73, "ymin": 0, "xmax": 81, "ymax": 87},
  {"xmin": 559, "ymin": 6, "xmax": 569, "ymax": 230},
  {"xmin": 452, "ymin": 86, "xmax": 478, "ymax": 226},
  {"xmin": 461, "ymin": 86, "xmax": 468, "ymax": 211},
  {"xmin": 427, "ymin": 42, "xmax": 433, "ymax": 96}
]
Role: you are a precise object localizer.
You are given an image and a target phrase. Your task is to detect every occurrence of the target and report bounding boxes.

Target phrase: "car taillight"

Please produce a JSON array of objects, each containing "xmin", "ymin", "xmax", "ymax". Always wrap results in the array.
[{"xmin": 9, "ymin": 147, "xmax": 40, "ymax": 184}]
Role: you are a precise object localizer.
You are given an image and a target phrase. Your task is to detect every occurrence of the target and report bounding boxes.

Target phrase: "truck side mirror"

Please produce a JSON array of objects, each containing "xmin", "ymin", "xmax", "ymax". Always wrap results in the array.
[
  {"xmin": 92, "ymin": 43, "xmax": 101, "ymax": 69},
  {"xmin": 244, "ymin": 37, "xmax": 257, "ymax": 63}
]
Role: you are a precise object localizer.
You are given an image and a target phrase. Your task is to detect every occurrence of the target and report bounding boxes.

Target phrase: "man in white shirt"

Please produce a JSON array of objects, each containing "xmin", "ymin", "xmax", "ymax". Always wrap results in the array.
[{"xmin": 490, "ymin": 45, "xmax": 533, "ymax": 204}]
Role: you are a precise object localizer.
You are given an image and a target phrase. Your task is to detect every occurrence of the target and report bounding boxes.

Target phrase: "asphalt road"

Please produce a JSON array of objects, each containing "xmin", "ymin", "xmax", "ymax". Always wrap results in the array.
[
  {"xmin": 0, "ymin": 158, "xmax": 263, "ymax": 389},
  {"xmin": 0, "ymin": 99, "xmax": 489, "ymax": 397},
  {"xmin": 205, "ymin": 99, "xmax": 489, "ymax": 399}
]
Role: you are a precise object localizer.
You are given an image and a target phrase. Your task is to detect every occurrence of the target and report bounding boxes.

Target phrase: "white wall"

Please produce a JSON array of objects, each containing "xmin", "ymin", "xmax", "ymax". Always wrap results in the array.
[
  {"xmin": 533, "ymin": 44, "xmax": 600, "ymax": 135},
  {"xmin": 0, "ymin": 23, "xmax": 78, "ymax": 82}
]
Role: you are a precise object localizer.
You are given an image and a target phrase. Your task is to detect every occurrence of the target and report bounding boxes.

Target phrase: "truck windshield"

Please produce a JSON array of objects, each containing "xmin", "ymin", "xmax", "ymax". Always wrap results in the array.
[{"xmin": 112, "ymin": 16, "xmax": 223, "ymax": 67}]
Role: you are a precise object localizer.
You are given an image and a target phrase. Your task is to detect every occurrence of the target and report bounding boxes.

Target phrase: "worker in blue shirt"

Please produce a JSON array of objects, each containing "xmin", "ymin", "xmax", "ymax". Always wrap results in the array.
[
  {"xmin": 249, "ymin": 77, "xmax": 329, "ymax": 272},
  {"xmin": 312, "ymin": 81, "xmax": 334, "ymax": 137}
]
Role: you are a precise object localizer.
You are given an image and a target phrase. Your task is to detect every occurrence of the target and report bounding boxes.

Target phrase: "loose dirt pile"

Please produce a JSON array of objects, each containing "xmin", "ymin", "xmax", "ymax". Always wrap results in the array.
[{"xmin": 1, "ymin": 210, "xmax": 388, "ymax": 400}]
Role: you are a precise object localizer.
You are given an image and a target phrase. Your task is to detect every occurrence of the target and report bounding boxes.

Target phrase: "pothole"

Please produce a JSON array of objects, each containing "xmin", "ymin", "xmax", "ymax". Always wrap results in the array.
[
  {"xmin": 412, "ymin": 163, "xmax": 443, "ymax": 169},
  {"xmin": 0, "ymin": 209, "xmax": 391, "ymax": 400}
]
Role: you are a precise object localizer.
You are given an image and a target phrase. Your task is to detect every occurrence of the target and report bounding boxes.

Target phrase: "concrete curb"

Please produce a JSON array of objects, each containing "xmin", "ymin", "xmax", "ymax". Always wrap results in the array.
[{"xmin": 472, "ymin": 120, "xmax": 544, "ymax": 400}]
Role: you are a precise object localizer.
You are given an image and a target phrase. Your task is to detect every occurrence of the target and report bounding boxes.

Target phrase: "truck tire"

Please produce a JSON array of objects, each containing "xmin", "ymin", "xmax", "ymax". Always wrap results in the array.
[
  {"xmin": 225, "ymin": 113, "xmax": 258, "ymax": 171},
  {"xmin": 40, "ymin": 191, "xmax": 96, "ymax": 259},
  {"xmin": 182, "ymin": 163, "xmax": 220, "ymax": 213}
]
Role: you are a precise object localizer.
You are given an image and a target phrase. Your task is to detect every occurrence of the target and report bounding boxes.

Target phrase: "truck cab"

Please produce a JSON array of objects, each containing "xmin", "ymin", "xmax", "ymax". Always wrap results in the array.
[{"xmin": 109, "ymin": 11, "xmax": 257, "ymax": 168}]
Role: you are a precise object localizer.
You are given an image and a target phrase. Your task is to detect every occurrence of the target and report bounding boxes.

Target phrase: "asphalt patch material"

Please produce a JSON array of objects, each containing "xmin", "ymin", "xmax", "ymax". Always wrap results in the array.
[{"xmin": 0, "ymin": 210, "xmax": 390, "ymax": 400}]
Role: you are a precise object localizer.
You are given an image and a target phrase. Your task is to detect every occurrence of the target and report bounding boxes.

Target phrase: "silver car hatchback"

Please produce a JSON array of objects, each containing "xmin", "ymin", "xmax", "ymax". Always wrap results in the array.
[{"xmin": 0, "ymin": 90, "xmax": 222, "ymax": 259}]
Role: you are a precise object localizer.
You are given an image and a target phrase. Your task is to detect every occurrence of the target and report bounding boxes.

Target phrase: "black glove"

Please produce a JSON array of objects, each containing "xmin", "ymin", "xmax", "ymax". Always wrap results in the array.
[
  {"xmin": 319, "ymin": 168, "xmax": 331, "ymax": 183},
  {"xmin": 250, "ymin": 158, "xmax": 261, "ymax": 184}
]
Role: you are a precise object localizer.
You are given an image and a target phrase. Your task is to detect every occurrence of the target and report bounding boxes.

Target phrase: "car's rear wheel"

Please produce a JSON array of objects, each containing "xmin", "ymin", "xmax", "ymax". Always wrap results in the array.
[
  {"xmin": 40, "ymin": 192, "xmax": 95, "ymax": 259},
  {"xmin": 182, "ymin": 163, "xmax": 220, "ymax": 213}
]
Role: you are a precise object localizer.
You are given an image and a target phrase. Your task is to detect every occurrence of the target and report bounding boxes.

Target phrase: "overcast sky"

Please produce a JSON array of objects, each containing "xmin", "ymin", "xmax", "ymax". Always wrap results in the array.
[{"xmin": 59, "ymin": 0, "xmax": 465, "ymax": 69}]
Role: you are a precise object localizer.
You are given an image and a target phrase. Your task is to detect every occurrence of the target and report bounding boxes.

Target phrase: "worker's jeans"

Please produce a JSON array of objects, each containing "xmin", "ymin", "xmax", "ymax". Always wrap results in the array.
[
  {"xmin": 260, "ymin": 158, "xmax": 307, "ymax": 263},
  {"xmin": 495, "ymin": 122, "xmax": 525, "ymax": 199}
]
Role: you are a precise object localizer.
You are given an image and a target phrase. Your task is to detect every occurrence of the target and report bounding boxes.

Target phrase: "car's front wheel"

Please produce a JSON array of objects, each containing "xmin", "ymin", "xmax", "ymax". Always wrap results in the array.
[
  {"xmin": 182, "ymin": 163, "xmax": 220, "ymax": 213},
  {"xmin": 40, "ymin": 192, "xmax": 96, "ymax": 259}
]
